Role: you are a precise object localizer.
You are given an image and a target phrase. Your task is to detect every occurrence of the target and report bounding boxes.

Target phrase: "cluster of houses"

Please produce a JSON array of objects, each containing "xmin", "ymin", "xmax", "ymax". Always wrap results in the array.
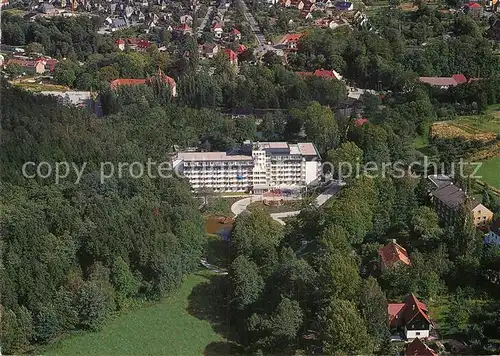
[
  {"xmin": 279, "ymin": 0, "xmax": 353, "ymax": 18},
  {"xmin": 2, "ymin": 56, "xmax": 58, "ymax": 75},
  {"xmin": 374, "ymin": 173, "xmax": 498, "ymax": 354}
]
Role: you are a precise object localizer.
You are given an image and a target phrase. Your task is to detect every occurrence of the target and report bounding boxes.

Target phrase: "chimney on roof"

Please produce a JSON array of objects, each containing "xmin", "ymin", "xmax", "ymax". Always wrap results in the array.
[{"xmin": 392, "ymin": 239, "xmax": 396, "ymax": 244}]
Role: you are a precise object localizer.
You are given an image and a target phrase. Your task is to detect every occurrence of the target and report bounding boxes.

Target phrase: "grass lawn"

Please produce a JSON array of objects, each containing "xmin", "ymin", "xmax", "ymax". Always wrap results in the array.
[
  {"xmin": 45, "ymin": 272, "xmax": 237, "ymax": 356},
  {"xmin": 477, "ymin": 156, "xmax": 500, "ymax": 189}
]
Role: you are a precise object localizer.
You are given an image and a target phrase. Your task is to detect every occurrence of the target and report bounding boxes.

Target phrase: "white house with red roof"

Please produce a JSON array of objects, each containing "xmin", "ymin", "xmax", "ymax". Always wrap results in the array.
[
  {"xmin": 212, "ymin": 23, "xmax": 223, "ymax": 38},
  {"xmin": 231, "ymin": 28, "xmax": 241, "ymax": 41},
  {"xmin": 175, "ymin": 23, "xmax": 193, "ymax": 36},
  {"xmin": 224, "ymin": 48, "xmax": 238, "ymax": 66},
  {"xmin": 388, "ymin": 294, "xmax": 432, "ymax": 340},
  {"xmin": 115, "ymin": 38, "xmax": 126, "ymax": 51},
  {"xmin": 278, "ymin": 33, "xmax": 303, "ymax": 49}
]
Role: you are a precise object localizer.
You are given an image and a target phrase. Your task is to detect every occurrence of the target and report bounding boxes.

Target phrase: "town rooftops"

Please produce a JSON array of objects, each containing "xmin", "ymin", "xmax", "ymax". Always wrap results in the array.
[
  {"xmin": 177, "ymin": 152, "xmax": 253, "ymax": 161},
  {"xmin": 431, "ymin": 183, "xmax": 480, "ymax": 209},
  {"xmin": 378, "ymin": 240, "xmax": 411, "ymax": 269},
  {"xmin": 224, "ymin": 48, "xmax": 238, "ymax": 61},
  {"xmin": 405, "ymin": 338, "xmax": 438, "ymax": 356},
  {"xmin": 231, "ymin": 28, "xmax": 241, "ymax": 35}
]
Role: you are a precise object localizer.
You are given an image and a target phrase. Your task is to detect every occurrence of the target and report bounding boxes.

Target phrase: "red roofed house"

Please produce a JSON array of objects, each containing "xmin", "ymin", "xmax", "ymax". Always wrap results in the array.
[
  {"xmin": 388, "ymin": 294, "xmax": 432, "ymax": 340},
  {"xmin": 464, "ymin": 1, "xmax": 482, "ymax": 17},
  {"xmin": 354, "ymin": 118, "xmax": 368, "ymax": 127},
  {"xmin": 418, "ymin": 73, "xmax": 467, "ymax": 89},
  {"xmin": 175, "ymin": 23, "xmax": 193, "ymax": 36},
  {"xmin": 110, "ymin": 71, "xmax": 177, "ymax": 96},
  {"xmin": 224, "ymin": 48, "xmax": 238, "ymax": 66},
  {"xmin": 231, "ymin": 28, "xmax": 241, "ymax": 41},
  {"xmin": 136, "ymin": 39, "xmax": 152, "ymax": 52},
  {"xmin": 378, "ymin": 239, "xmax": 411, "ymax": 271},
  {"xmin": 296, "ymin": 69, "xmax": 340, "ymax": 80},
  {"xmin": 405, "ymin": 338, "xmax": 438, "ymax": 356},
  {"xmin": 236, "ymin": 44, "xmax": 246, "ymax": 55},
  {"xmin": 125, "ymin": 38, "xmax": 141, "ymax": 50},
  {"xmin": 278, "ymin": 33, "xmax": 303, "ymax": 49},
  {"xmin": 115, "ymin": 38, "xmax": 125, "ymax": 51},
  {"xmin": 212, "ymin": 23, "xmax": 223, "ymax": 38},
  {"xmin": 6, "ymin": 58, "xmax": 46, "ymax": 74},
  {"xmin": 44, "ymin": 58, "xmax": 58, "ymax": 72}
]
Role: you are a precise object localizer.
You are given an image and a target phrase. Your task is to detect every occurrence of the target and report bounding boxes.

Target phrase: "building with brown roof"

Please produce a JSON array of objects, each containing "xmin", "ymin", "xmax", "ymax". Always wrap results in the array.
[
  {"xmin": 110, "ymin": 70, "xmax": 177, "ymax": 96},
  {"xmin": 6, "ymin": 58, "xmax": 46, "ymax": 75},
  {"xmin": 431, "ymin": 183, "xmax": 493, "ymax": 227},
  {"xmin": 405, "ymin": 338, "xmax": 438, "ymax": 356},
  {"xmin": 389, "ymin": 294, "xmax": 432, "ymax": 340},
  {"xmin": 378, "ymin": 240, "xmax": 411, "ymax": 271}
]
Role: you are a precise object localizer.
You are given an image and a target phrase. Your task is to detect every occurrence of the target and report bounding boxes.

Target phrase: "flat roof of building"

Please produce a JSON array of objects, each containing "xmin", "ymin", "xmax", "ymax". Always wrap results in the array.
[
  {"xmin": 177, "ymin": 152, "xmax": 252, "ymax": 161},
  {"xmin": 297, "ymin": 142, "xmax": 318, "ymax": 156}
]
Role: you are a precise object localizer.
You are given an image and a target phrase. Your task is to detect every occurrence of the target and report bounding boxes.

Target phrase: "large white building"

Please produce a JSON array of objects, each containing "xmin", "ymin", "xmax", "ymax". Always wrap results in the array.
[{"xmin": 173, "ymin": 141, "xmax": 321, "ymax": 192}]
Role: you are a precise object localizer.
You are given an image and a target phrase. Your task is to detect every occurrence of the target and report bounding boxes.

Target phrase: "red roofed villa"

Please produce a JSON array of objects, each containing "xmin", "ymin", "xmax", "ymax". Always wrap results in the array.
[
  {"xmin": 378, "ymin": 239, "xmax": 411, "ymax": 271},
  {"xmin": 296, "ymin": 69, "xmax": 340, "ymax": 80},
  {"xmin": 388, "ymin": 294, "xmax": 432, "ymax": 340},
  {"xmin": 231, "ymin": 28, "xmax": 241, "ymax": 40}
]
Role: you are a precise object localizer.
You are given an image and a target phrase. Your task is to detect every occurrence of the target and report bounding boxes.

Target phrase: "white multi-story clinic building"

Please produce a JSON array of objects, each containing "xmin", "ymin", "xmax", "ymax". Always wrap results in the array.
[{"xmin": 173, "ymin": 141, "xmax": 321, "ymax": 193}]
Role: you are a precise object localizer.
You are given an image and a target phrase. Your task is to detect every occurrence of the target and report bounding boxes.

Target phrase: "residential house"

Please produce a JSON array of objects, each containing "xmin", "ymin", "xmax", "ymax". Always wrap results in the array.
[
  {"xmin": 231, "ymin": 28, "xmax": 241, "ymax": 41},
  {"xmin": 1, "ymin": 0, "xmax": 10, "ymax": 7},
  {"xmin": 334, "ymin": 0, "xmax": 353, "ymax": 11},
  {"xmin": 405, "ymin": 338, "xmax": 438, "ymax": 356},
  {"xmin": 427, "ymin": 174, "xmax": 453, "ymax": 191},
  {"xmin": 199, "ymin": 43, "xmax": 219, "ymax": 58},
  {"xmin": 280, "ymin": 0, "xmax": 292, "ymax": 6},
  {"xmin": 278, "ymin": 33, "xmax": 303, "ymax": 49},
  {"xmin": 136, "ymin": 39, "xmax": 152, "ymax": 52},
  {"xmin": 313, "ymin": 17, "xmax": 344, "ymax": 29},
  {"xmin": 110, "ymin": 71, "xmax": 177, "ymax": 96},
  {"xmin": 236, "ymin": 44, "xmax": 246, "ymax": 54},
  {"xmin": 224, "ymin": 48, "xmax": 238, "ymax": 66},
  {"xmin": 464, "ymin": 1, "xmax": 482, "ymax": 17},
  {"xmin": 180, "ymin": 14, "xmax": 193, "ymax": 24},
  {"xmin": 388, "ymin": 294, "xmax": 432, "ymax": 340},
  {"xmin": 418, "ymin": 74, "xmax": 467, "ymax": 89},
  {"xmin": 175, "ymin": 23, "xmax": 193, "ymax": 35},
  {"xmin": 44, "ymin": 58, "xmax": 58, "ymax": 72},
  {"xmin": 485, "ymin": 218, "xmax": 500, "ymax": 245},
  {"xmin": 212, "ymin": 23, "xmax": 223, "ymax": 38},
  {"xmin": 115, "ymin": 38, "xmax": 126, "ymax": 51},
  {"xmin": 354, "ymin": 118, "xmax": 368, "ymax": 126},
  {"xmin": 6, "ymin": 58, "xmax": 46, "ymax": 75},
  {"xmin": 431, "ymin": 183, "xmax": 493, "ymax": 227},
  {"xmin": 488, "ymin": 19, "xmax": 500, "ymax": 40},
  {"xmin": 378, "ymin": 240, "xmax": 411, "ymax": 271}
]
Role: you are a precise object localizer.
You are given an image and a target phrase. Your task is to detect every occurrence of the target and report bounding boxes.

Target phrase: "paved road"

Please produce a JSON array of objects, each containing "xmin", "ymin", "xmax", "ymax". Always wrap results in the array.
[
  {"xmin": 235, "ymin": 0, "xmax": 276, "ymax": 55},
  {"xmin": 197, "ymin": 6, "xmax": 214, "ymax": 37}
]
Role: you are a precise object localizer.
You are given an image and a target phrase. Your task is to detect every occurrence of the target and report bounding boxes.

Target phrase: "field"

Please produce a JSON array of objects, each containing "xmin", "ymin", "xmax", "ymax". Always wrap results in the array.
[
  {"xmin": 45, "ymin": 272, "xmax": 237, "ymax": 356},
  {"xmin": 431, "ymin": 119, "xmax": 498, "ymax": 142},
  {"xmin": 12, "ymin": 82, "xmax": 70, "ymax": 92},
  {"xmin": 477, "ymin": 156, "xmax": 500, "ymax": 189}
]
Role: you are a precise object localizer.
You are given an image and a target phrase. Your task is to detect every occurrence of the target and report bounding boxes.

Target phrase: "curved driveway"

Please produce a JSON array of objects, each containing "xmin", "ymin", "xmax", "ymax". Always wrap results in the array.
[{"xmin": 230, "ymin": 182, "xmax": 343, "ymax": 225}]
